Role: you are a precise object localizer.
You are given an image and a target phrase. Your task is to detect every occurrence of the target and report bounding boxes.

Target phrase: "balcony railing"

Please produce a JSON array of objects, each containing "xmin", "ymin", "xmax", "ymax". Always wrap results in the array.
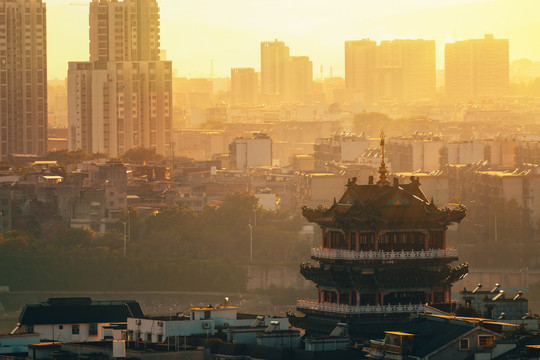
[
  {"xmin": 311, "ymin": 247, "xmax": 457, "ymax": 261},
  {"xmin": 297, "ymin": 299, "xmax": 424, "ymax": 314}
]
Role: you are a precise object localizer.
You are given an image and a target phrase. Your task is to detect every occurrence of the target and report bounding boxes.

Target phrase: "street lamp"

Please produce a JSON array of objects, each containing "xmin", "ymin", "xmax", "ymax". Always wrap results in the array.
[
  {"xmin": 248, "ymin": 224, "xmax": 253, "ymax": 262},
  {"xmin": 122, "ymin": 220, "xmax": 127, "ymax": 257}
]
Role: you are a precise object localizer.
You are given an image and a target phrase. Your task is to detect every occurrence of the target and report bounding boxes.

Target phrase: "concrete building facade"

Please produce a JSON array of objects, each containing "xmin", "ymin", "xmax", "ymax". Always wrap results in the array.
[
  {"xmin": 0, "ymin": 0, "xmax": 48, "ymax": 159},
  {"xmin": 445, "ymin": 35, "xmax": 509, "ymax": 100},
  {"xmin": 68, "ymin": 0, "xmax": 172, "ymax": 157}
]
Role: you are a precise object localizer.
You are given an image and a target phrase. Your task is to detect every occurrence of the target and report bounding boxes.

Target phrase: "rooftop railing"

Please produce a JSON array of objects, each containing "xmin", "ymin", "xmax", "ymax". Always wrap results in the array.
[
  {"xmin": 311, "ymin": 247, "xmax": 457, "ymax": 261},
  {"xmin": 297, "ymin": 299, "xmax": 424, "ymax": 314}
]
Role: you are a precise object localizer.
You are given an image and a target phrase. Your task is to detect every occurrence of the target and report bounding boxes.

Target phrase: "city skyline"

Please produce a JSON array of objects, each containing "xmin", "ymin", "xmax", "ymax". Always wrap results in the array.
[{"xmin": 47, "ymin": 0, "xmax": 540, "ymax": 79}]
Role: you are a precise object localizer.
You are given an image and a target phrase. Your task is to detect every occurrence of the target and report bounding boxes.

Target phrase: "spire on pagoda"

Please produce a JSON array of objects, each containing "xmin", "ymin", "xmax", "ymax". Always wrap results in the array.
[{"xmin": 378, "ymin": 131, "xmax": 389, "ymax": 185}]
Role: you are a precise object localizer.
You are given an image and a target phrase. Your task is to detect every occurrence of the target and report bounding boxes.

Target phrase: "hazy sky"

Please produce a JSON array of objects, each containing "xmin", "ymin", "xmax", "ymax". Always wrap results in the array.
[{"xmin": 48, "ymin": 0, "xmax": 540, "ymax": 79}]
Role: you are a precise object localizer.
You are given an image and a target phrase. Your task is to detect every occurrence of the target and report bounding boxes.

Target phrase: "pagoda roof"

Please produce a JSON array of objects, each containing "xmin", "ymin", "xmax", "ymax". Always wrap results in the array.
[{"xmin": 302, "ymin": 176, "xmax": 466, "ymax": 229}]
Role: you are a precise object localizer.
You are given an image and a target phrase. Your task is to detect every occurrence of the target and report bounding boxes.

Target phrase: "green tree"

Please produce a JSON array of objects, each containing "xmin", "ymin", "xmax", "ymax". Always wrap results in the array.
[
  {"xmin": 53, "ymin": 227, "xmax": 95, "ymax": 247},
  {"xmin": 121, "ymin": 147, "xmax": 163, "ymax": 163}
]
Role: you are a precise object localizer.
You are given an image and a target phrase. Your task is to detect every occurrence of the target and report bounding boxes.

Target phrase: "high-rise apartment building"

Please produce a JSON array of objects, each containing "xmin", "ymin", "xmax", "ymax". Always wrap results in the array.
[
  {"xmin": 345, "ymin": 39, "xmax": 377, "ymax": 103},
  {"xmin": 89, "ymin": 0, "xmax": 160, "ymax": 62},
  {"xmin": 288, "ymin": 56, "xmax": 313, "ymax": 103},
  {"xmin": 445, "ymin": 35, "xmax": 509, "ymax": 100},
  {"xmin": 345, "ymin": 39, "xmax": 435, "ymax": 103},
  {"xmin": 0, "ymin": 0, "xmax": 47, "ymax": 159},
  {"xmin": 68, "ymin": 0, "xmax": 172, "ymax": 157},
  {"xmin": 260, "ymin": 40, "xmax": 314, "ymax": 104},
  {"xmin": 231, "ymin": 68, "xmax": 258, "ymax": 105},
  {"xmin": 260, "ymin": 39, "xmax": 290, "ymax": 102}
]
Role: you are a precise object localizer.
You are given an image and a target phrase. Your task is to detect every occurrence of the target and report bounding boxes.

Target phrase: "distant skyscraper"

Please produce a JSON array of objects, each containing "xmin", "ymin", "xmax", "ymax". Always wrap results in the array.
[
  {"xmin": 260, "ymin": 40, "xmax": 290, "ymax": 102},
  {"xmin": 89, "ymin": 0, "xmax": 160, "ymax": 62},
  {"xmin": 345, "ymin": 39, "xmax": 435, "ymax": 103},
  {"xmin": 231, "ymin": 68, "xmax": 258, "ymax": 105},
  {"xmin": 445, "ymin": 35, "xmax": 509, "ymax": 100},
  {"xmin": 345, "ymin": 39, "xmax": 377, "ymax": 103},
  {"xmin": 68, "ymin": 0, "xmax": 172, "ymax": 157},
  {"xmin": 0, "ymin": 0, "xmax": 47, "ymax": 159},
  {"xmin": 288, "ymin": 56, "xmax": 313, "ymax": 103}
]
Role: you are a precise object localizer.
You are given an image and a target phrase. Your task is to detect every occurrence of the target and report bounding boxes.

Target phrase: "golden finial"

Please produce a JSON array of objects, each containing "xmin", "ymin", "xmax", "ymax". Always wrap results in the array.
[{"xmin": 378, "ymin": 131, "xmax": 389, "ymax": 185}]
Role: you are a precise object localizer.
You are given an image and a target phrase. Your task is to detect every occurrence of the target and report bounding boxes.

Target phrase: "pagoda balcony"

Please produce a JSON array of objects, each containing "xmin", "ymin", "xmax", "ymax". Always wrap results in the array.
[
  {"xmin": 297, "ymin": 299, "xmax": 424, "ymax": 315},
  {"xmin": 311, "ymin": 247, "xmax": 458, "ymax": 261}
]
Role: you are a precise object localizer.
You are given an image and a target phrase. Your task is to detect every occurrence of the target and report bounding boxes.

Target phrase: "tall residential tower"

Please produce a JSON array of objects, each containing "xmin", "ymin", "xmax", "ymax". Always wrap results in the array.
[
  {"xmin": 345, "ymin": 39, "xmax": 436, "ymax": 104},
  {"xmin": 68, "ymin": 0, "xmax": 172, "ymax": 157},
  {"xmin": 445, "ymin": 34, "xmax": 509, "ymax": 100},
  {"xmin": 0, "ymin": 0, "xmax": 47, "ymax": 159}
]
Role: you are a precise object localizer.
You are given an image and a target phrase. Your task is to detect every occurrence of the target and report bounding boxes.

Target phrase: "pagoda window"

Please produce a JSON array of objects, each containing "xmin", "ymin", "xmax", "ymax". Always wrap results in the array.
[
  {"xmin": 429, "ymin": 231, "xmax": 444, "ymax": 249},
  {"xmin": 358, "ymin": 233, "xmax": 375, "ymax": 251},
  {"xmin": 323, "ymin": 231, "xmax": 331, "ymax": 249},
  {"xmin": 359, "ymin": 293, "xmax": 376, "ymax": 306},
  {"xmin": 384, "ymin": 291, "xmax": 425, "ymax": 306},
  {"xmin": 338, "ymin": 292, "xmax": 349, "ymax": 305},
  {"xmin": 330, "ymin": 231, "xmax": 348, "ymax": 250}
]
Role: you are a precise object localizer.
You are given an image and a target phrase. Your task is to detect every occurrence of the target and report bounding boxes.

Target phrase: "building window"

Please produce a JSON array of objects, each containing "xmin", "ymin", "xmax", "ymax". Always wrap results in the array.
[
  {"xmin": 459, "ymin": 338, "xmax": 470, "ymax": 350},
  {"xmin": 72, "ymin": 325, "xmax": 80, "ymax": 335},
  {"xmin": 27, "ymin": 325, "xmax": 34, "ymax": 333},
  {"xmin": 59, "ymin": 325, "xmax": 63, "ymax": 330},
  {"xmin": 478, "ymin": 335, "xmax": 495, "ymax": 348},
  {"xmin": 146, "ymin": 333, "xmax": 152, "ymax": 342},
  {"xmin": 157, "ymin": 334, "xmax": 163, "ymax": 343},
  {"xmin": 89, "ymin": 323, "xmax": 98, "ymax": 336}
]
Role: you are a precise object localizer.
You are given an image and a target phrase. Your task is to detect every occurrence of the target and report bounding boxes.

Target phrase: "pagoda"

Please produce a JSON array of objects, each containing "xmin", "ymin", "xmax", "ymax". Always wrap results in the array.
[{"xmin": 291, "ymin": 133, "xmax": 469, "ymax": 340}]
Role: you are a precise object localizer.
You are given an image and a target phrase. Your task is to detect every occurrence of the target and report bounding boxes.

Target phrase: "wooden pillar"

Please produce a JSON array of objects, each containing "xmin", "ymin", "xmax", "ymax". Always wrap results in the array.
[
  {"xmin": 318, "ymin": 289, "xmax": 321, "ymax": 303},
  {"xmin": 425, "ymin": 292, "xmax": 429, "ymax": 304},
  {"xmin": 321, "ymin": 229, "xmax": 326, "ymax": 248},
  {"xmin": 356, "ymin": 232, "xmax": 360, "ymax": 251},
  {"xmin": 443, "ymin": 231, "xmax": 447, "ymax": 250},
  {"xmin": 448, "ymin": 287, "xmax": 452, "ymax": 303},
  {"xmin": 431, "ymin": 290, "xmax": 435, "ymax": 303},
  {"xmin": 347, "ymin": 232, "xmax": 352, "ymax": 250},
  {"xmin": 336, "ymin": 292, "xmax": 340, "ymax": 305},
  {"xmin": 375, "ymin": 232, "xmax": 379, "ymax": 252},
  {"xmin": 424, "ymin": 231, "xmax": 430, "ymax": 251},
  {"xmin": 380, "ymin": 292, "xmax": 384, "ymax": 306},
  {"xmin": 356, "ymin": 291, "xmax": 361, "ymax": 306}
]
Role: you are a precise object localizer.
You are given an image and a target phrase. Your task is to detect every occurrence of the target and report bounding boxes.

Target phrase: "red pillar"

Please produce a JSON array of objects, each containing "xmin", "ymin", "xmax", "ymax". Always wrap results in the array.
[
  {"xmin": 425, "ymin": 292, "xmax": 429, "ymax": 304},
  {"xmin": 321, "ymin": 229, "xmax": 325, "ymax": 248},
  {"xmin": 336, "ymin": 292, "xmax": 340, "ymax": 305},
  {"xmin": 449, "ymin": 287, "xmax": 452, "ymax": 303},
  {"xmin": 424, "ymin": 231, "xmax": 429, "ymax": 251},
  {"xmin": 443, "ymin": 231, "xmax": 447, "ymax": 250}
]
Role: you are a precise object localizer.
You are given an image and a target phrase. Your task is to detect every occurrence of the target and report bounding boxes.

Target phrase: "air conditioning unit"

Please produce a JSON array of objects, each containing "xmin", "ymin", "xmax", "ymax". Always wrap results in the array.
[
  {"xmin": 157, "ymin": 321, "xmax": 163, "ymax": 327},
  {"xmin": 135, "ymin": 320, "xmax": 141, "ymax": 325},
  {"xmin": 201, "ymin": 321, "xmax": 211, "ymax": 330}
]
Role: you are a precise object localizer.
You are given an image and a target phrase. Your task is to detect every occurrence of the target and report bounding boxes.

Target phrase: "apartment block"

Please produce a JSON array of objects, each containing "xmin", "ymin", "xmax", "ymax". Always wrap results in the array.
[
  {"xmin": 445, "ymin": 34, "xmax": 509, "ymax": 100},
  {"xmin": 68, "ymin": 0, "xmax": 172, "ymax": 157},
  {"xmin": 0, "ymin": 0, "xmax": 48, "ymax": 158}
]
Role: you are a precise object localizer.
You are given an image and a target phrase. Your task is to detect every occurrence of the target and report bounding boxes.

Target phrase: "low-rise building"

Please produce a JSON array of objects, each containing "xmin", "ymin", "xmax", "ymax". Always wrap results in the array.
[{"xmin": 13, "ymin": 297, "xmax": 144, "ymax": 343}]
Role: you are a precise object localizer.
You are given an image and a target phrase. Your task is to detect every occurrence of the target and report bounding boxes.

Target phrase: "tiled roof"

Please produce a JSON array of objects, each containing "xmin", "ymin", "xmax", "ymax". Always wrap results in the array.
[{"xmin": 18, "ymin": 298, "xmax": 144, "ymax": 325}]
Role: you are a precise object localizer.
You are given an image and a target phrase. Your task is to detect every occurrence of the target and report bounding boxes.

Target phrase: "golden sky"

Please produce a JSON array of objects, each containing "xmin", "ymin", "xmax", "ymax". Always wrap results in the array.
[{"xmin": 48, "ymin": 0, "xmax": 540, "ymax": 79}]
